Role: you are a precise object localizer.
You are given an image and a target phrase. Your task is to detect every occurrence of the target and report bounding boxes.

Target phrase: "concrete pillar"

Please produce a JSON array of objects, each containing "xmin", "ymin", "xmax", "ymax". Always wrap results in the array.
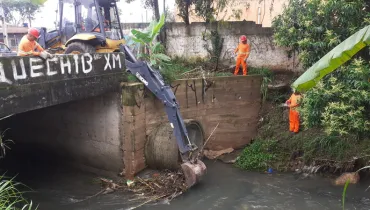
[{"xmin": 121, "ymin": 82, "xmax": 147, "ymax": 179}]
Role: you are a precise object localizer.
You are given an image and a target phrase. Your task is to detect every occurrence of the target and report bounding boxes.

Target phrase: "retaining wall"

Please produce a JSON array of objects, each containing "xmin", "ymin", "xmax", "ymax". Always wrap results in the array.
[
  {"xmin": 122, "ymin": 75, "xmax": 263, "ymax": 177},
  {"xmin": 123, "ymin": 21, "xmax": 301, "ymax": 72}
]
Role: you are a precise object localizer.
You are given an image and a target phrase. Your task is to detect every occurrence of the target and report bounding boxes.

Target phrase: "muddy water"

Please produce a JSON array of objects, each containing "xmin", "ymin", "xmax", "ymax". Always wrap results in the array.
[{"xmin": 2, "ymin": 159, "xmax": 370, "ymax": 210}]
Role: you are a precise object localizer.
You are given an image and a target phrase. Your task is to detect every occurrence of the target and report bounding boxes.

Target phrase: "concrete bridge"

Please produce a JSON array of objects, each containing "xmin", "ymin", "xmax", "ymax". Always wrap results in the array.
[
  {"xmin": 0, "ymin": 53, "xmax": 125, "ymax": 118},
  {"xmin": 0, "ymin": 53, "xmax": 128, "ymax": 176},
  {"xmin": 0, "ymin": 52, "xmax": 263, "ymax": 179}
]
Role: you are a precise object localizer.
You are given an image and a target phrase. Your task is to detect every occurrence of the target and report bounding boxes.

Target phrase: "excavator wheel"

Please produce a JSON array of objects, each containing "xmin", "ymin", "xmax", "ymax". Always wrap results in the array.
[{"xmin": 65, "ymin": 42, "xmax": 95, "ymax": 54}]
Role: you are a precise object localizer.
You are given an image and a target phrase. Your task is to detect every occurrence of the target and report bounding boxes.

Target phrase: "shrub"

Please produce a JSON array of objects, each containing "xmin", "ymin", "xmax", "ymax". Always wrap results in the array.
[
  {"xmin": 272, "ymin": 0, "xmax": 369, "ymax": 68},
  {"xmin": 299, "ymin": 59, "xmax": 370, "ymax": 137},
  {"xmin": 235, "ymin": 140, "xmax": 278, "ymax": 171}
]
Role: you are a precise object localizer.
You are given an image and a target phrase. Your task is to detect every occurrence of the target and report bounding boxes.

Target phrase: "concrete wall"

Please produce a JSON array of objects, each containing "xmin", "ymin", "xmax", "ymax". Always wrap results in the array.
[
  {"xmin": 122, "ymin": 21, "xmax": 299, "ymax": 71},
  {"xmin": 3, "ymin": 92, "xmax": 124, "ymax": 174},
  {"xmin": 165, "ymin": 21, "xmax": 297, "ymax": 71},
  {"xmin": 122, "ymin": 75, "xmax": 262, "ymax": 177}
]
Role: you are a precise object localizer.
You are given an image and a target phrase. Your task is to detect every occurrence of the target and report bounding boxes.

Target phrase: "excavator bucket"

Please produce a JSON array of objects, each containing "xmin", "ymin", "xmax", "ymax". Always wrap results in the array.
[
  {"xmin": 181, "ymin": 160, "xmax": 207, "ymax": 188},
  {"xmin": 122, "ymin": 44, "xmax": 207, "ymax": 187}
]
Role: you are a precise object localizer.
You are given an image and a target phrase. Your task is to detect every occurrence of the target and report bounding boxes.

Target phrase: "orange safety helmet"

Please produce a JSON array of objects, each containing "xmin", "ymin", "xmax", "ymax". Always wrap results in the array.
[
  {"xmin": 28, "ymin": 28, "xmax": 40, "ymax": 39},
  {"xmin": 240, "ymin": 35, "xmax": 247, "ymax": 42}
]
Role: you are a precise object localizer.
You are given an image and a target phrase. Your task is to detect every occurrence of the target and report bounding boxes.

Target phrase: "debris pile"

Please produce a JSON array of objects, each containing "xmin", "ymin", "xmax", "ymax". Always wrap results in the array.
[
  {"xmin": 334, "ymin": 172, "xmax": 360, "ymax": 186},
  {"xmin": 125, "ymin": 169, "xmax": 188, "ymax": 199}
]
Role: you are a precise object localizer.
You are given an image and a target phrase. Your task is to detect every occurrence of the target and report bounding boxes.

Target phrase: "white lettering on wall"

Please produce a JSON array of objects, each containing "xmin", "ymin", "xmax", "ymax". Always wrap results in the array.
[
  {"xmin": 0, "ymin": 63, "xmax": 12, "ymax": 84},
  {"xmin": 112, "ymin": 54, "xmax": 122, "ymax": 69},
  {"xmin": 73, "ymin": 55, "xmax": 79, "ymax": 74},
  {"xmin": 12, "ymin": 60, "xmax": 27, "ymax": 80},
  {"xmin": 93, "ymin": 54, "xmax": 102, "ymax": 60},
  {"xmin": 0, "ymin": 53, "xmax": 123, "ymax": 85},
  {"xmin": 30, "ymin": 58, "xmax": 44, "ymax": 78},
  {"xmin": 104, "ymin": 54, "xmax": 111, "ymax": 70},
  {"xmin": 46, "ymin": 57, "xmax": 58, "ymax": 76},
  {"xmin": 82, "ymin": 53, "xmax": 93, "ymax": 74},
  {"xmin": 60, "ymin": 57, "xmax": 71, "ymax": 74}
]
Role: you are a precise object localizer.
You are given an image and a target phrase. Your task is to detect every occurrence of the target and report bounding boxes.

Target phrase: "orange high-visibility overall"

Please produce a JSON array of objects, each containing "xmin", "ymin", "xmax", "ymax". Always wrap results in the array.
[
  {"xmin": 286, "ymin": 93, "xmax": 302, "ymax": 133},
  {"xmin": 234, "ymin": 43, "xmax": 250, "ymax": 75},
  {"xmin": 17, "ymin": 35, "xmax": 44, "ymax": 56}
]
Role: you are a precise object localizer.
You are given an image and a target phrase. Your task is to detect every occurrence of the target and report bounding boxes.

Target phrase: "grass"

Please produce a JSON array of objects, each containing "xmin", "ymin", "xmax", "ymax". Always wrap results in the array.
[
  {"xmin": 0, "ymin": 175, "xmax": 37, "ymax": 209},
  {"xmin": 0, "ymin": 129, "xmax": 14, "ymax": 159},
  {"xmin": 0, "ymin": 130, "xmax": 37, "ymax": 209},
  {"xmin": 235, "ymin": 140, "xmax": 278, "ymax": 171},
  {"xmin": 236, "ymin": 90, "xmax": 370, "ymax": 173}
]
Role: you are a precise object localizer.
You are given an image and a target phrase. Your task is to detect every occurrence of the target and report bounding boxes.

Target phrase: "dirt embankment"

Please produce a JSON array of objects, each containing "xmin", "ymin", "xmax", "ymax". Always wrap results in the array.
[{"xmin": 249, "ymin": 72, "xmax": 370, "ymax": 177}]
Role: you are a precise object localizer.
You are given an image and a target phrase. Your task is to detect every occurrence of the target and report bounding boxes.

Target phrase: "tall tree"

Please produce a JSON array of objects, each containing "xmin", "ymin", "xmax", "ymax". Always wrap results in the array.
[
  {"xmin": 125, "ymin": 0, "xmax": 160, "ymax": 21},
  {"xmin": 1, "ymin": 0, "xmax": 45, "ymax": 27},
  {"xmin": 175, "ymin": 0, "xmax": 193, "ymax": 25},
  {"xmin": 193, "ymin": 0, "xmax": 240, "ymax": 23},
  {"xmin": 194, "ymin": 0, "xmax": 213, "ymax": 23}
]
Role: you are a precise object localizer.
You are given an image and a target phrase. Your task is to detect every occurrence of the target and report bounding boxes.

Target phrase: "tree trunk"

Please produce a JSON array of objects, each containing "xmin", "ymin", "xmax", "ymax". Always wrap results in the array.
[
  {"xmin": 185, "ymin": 1, "xmax": 190, "ymax": 25},
  {"xmin": 153, "ymin": 0, "xmax": 160, "ymax": 21},
  {"xmin": 163, "ymin": 0, "xmax": 165, "ymax": 16},
  {"xmin": 28, "ymin": 16, "xmax": 32, "ymax": 27},
  {"xmin": 159, "ymin": 0, "xmax": 166, "ymax": 45},
  {"xmin": 205, "ymin": 0, "xmax": 212, "ymax": 23}
]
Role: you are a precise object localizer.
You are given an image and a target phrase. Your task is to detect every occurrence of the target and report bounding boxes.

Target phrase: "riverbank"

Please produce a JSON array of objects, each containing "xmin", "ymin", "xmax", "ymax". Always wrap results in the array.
[
  {"xmin": 235, "ymin": 76, "xmax": 370, "ymax": 177},
  {"xmin": 4, "ymin": 158, "xmax": 370, "ymax": 210}
]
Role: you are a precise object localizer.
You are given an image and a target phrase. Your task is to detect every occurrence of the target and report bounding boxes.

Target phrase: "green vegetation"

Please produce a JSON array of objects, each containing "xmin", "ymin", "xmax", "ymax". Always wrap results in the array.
[
  {"xmin": 236, "ymin": 62, "xmax": 370, "ymax": 172},
  {"xmin": 248, "ymin": 67, "xmax": 274, "ymax": 102},
  {"xmin": 0, "ymin": 175, "xmax": 37, "ymax": 210},
  {"xmin": 342, "ymin": 166, "xmax": 370, "ymax": 209},
  {"xmin": 236, "ymin": 93, "xmax": 370, "ymax": 172},
  {"xmin": 234, "ymin": 0, "xmax": 370, "ymax": 174},
  {"xmin": 300, "ymin": 59, "xmax": 370, "ymax": 137},
  {"xmin": 202, "ymin": 29, "xmax": 224, "ymax": 70},
  {"xmin": 235, "ymin": 140, "xmax": 278, "ymax": 171},
  {"xmin": 272, "ymin": 0, "xmax": 369, "ymax": 69},
  {"xmin": 131, "ymin": 14, "xmax": 170, "ymax": 69},
  {"xmin": 0, "ymin": 129, "xmax": 14, "ymax": 159},
  {"xmin": 0, "ymin": 130, "xmax": 37, "ymax": 209},
  {"xmin": 1, "ymin": 0, "xmax": 46, "ymax": 27}
]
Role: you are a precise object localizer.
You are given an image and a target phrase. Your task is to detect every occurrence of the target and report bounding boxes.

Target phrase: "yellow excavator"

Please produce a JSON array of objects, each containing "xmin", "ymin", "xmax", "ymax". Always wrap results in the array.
[
  {"xmin": 37, "ymin": 0, "xmax": 125, "ymax": 54},
  {"xmin": 37, "ymin": 0, "xmax": 207, "ymax": 187}
]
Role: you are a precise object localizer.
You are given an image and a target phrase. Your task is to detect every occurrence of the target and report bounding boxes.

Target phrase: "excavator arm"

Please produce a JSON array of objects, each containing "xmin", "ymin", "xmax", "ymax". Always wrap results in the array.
[{"xmin": 121, "ymin": 45, "xmax": 206, "ymax": 187}]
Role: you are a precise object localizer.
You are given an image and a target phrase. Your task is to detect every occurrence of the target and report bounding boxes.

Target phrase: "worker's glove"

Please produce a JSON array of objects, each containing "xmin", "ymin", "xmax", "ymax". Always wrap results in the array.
[
  {"xmin": 39, "ymin": 51, "xmax": 48, "ymax": 60},
  {"xmin": 39, "ymin": 51, "xmax": 53, "ymax": 60},
  {"xmin": 280, "ymin": 103, "xmax": 288, "ymax": 108},
  {"xmin": 48, "ymin": 53, "xmax": 55, "ymax": 59}
]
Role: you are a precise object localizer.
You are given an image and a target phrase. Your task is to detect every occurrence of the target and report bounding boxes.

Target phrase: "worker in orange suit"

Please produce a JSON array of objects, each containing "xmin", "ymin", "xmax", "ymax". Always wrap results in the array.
[
  {"xmin": 285, "ymin": 90, "xmax": 302, "ymax": 133},
  {"xmin": 234, "ymin": 35, "xmax": 250, "ymax": 76},
  {"xmin": 18, "ymin": 28, "xmax": 45, "ymax": 56}
]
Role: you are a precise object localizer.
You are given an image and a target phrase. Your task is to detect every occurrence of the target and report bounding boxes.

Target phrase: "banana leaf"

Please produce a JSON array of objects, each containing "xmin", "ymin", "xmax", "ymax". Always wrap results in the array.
[{"xmin": 292, "ymin": 25, "xmax": 370, "ymax": 92}]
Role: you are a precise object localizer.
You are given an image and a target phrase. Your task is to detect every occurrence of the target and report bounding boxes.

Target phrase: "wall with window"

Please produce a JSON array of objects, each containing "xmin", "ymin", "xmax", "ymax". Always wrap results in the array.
[{"xmin": 0, "ymin": 33, "xmax": 24, "ymax": 51}]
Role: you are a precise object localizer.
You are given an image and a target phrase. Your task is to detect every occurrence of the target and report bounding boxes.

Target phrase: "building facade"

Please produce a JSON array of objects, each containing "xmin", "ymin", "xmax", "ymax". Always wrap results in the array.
[
  {"xmin": 0, "ymin": 26, "xmax": 28, "ymax": 51},
  {"xmin": 174, "ymin": 0, "xmax": 288, "ymax": 27}
]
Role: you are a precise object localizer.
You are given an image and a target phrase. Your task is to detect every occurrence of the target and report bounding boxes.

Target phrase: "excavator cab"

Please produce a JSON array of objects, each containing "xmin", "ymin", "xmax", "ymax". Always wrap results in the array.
[{"xmin": 38, "ymin": 0, "xmax": 125, "ymax": 54}]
